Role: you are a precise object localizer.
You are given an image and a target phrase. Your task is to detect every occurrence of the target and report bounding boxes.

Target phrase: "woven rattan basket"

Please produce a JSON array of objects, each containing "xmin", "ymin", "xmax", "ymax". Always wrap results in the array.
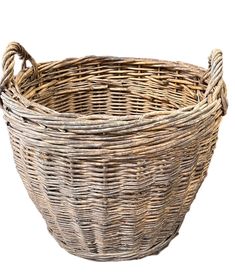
[{"xmin": 0, "ymin": 42, "xmax": 227, "ymax": 261}]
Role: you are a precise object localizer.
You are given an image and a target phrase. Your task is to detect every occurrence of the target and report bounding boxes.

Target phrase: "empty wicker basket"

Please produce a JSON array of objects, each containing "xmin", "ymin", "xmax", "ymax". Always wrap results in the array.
[{"xmin": 0, "ymin": 42, "xmax": 227, "ymax": 261}]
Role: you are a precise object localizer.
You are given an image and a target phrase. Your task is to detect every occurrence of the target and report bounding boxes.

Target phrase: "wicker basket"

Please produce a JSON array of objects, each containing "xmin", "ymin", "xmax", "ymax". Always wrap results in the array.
[{"xmin": 0, "ymin": 42, "xmax": 227, "ymax": 261}]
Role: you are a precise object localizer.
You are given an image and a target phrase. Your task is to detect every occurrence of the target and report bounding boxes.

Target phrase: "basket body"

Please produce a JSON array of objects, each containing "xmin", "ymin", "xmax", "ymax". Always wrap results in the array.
[{"xmin": 0, "ymin": 44, "xmax": 227, "ymax": 261}]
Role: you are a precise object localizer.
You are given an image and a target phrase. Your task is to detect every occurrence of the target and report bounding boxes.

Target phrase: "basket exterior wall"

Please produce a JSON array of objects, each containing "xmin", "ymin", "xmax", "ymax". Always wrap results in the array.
[{"xmin": 4, "ymin": 103, "xmax": 222, "ymax": 260}]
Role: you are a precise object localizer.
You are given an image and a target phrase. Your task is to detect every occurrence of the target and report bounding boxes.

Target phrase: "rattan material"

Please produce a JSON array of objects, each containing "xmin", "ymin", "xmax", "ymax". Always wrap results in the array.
[{"xmin": 0, "ymin": 42, "xmax": 227, "ymax": 261}]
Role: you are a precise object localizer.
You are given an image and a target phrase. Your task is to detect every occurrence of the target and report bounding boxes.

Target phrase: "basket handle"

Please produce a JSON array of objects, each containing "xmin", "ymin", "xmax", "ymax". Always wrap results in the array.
[
  {"xmin": 206, "ymin": 49, "xmax": 227, "ymax": 115},
  {"xmin": 0, "ymin": 42, "xmax": 38, "ymax": 108}
]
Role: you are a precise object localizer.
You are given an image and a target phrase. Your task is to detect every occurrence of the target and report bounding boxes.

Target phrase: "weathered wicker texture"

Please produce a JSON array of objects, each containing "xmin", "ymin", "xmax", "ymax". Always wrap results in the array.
[{"xmin": 0, "ymin": 43, "xmax": 227, "ymax": 261}]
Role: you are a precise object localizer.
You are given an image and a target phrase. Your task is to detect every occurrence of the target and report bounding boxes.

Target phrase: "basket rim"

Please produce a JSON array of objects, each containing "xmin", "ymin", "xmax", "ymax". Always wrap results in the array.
[
  {"xmin": 1, "ymin": 55, "xmax": 225, "ymax": 132},
  {"xmin": 1, "ymin": 55, "xmax": 225, "ymax": 126}
]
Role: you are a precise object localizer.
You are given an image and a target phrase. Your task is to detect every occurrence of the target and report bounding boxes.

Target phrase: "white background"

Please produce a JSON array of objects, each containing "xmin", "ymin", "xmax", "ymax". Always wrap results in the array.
[{"xmin": 0, "ymin": 1, "xmax": 234, "ymax": 278}]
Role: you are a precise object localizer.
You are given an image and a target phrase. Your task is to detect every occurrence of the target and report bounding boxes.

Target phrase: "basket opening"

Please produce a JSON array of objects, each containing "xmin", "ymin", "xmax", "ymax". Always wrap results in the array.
[{"xmin": 21, "ymin": 58, "xmax": 207, "ymax": 115}]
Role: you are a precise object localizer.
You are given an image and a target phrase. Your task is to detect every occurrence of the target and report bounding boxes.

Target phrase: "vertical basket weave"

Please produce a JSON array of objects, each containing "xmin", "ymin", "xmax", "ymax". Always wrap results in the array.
[{"xmin": 0, "ymin": 42, "xmax": 227, "ymax": 261}]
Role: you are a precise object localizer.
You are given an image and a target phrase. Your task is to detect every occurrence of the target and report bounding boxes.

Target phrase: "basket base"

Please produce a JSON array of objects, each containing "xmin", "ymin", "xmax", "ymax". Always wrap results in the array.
[{"xmin": 48, "ymin": 225, "xmax": 180, "ymax": 261}]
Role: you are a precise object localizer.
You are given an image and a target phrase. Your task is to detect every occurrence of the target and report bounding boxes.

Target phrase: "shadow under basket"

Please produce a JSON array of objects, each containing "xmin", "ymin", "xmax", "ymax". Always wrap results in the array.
[{"xmin": 0, "ymin": 42, "xmax": 227, "ymax": 261}]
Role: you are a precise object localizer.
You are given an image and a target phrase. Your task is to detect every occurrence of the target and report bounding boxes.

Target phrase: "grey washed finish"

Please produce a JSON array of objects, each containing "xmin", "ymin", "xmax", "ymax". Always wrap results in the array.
[{"xmin": 0, "ymin": 43, "xmax": 227, "ymax": 261}]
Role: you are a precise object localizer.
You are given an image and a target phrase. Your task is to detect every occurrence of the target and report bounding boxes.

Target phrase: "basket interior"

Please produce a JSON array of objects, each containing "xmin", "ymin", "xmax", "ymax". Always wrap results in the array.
[{"xmin": 20, "ymin": 57, "xmax": 207, "ymax": 115}]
